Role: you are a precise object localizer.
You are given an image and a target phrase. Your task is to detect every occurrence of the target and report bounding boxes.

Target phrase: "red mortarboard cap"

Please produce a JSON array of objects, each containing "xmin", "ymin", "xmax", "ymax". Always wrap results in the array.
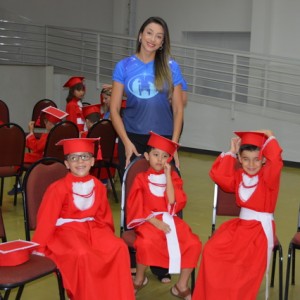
[
  {"xmin": 42, "ymin": 106, "xmax": 68, "ymax": 124},
  {"xmin": 82, "ymin": 104, "xmax": 101, "ymax": 118},
  {"xmin": 147, "ymin": 131, "xmax": 179, "ymax": 157},
  {"xmin": 0, "ymin": 240, "xmax": 39, "ymax": 266},
  {"xmin": 56, "ymin": 138, "xmax": 102, "ymax": 160},
  {"xmin": 63, "ymin": 76, "xmax": 85, "ymax": 88},
  {"xmin": 234, "ymin": 131, "xmax": 267, "ymax": 148}
]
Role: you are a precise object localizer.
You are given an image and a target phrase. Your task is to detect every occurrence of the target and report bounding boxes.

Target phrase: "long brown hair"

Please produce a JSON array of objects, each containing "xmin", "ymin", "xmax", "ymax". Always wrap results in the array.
[{"xmin": 136, "ymin": 16, "xmax": 173, "ymax": 98}]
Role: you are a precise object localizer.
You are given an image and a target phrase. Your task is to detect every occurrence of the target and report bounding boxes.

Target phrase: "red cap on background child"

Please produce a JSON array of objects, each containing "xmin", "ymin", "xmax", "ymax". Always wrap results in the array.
[
  {"xmin": 147, "ymin": 131, "xmax": 179, "ymax": 158},
  {"xmin": 63, "ymin": 76, "xmax": 85, "ymax": 88},
  {"xmin": 0, "ymin": 240, "xmax": 39, "ymax": 266},
  {"xmin": 82, "ymin": 104, "xmax": 101, "ymax": 119},
  {"xmin": 234, "ymin": 131, "xmax": 267, "ymax": 148},
  {"xmin": 56, "ymin": 137, "xmax": 102, "ymax": 160},
  {"xmin": 35, "ymin": 106, "xmax": 68, "ymax": 126}
]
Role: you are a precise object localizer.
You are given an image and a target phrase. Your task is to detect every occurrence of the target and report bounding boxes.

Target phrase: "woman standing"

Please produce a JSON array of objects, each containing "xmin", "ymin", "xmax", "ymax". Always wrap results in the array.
[{"xmin": 110, "ymin": 16, "xmax": 184, "ymax": 175}]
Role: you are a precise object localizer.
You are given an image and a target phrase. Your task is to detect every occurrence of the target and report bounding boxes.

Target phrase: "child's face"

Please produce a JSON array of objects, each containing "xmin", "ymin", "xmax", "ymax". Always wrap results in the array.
[
  {"xmin": 64, "ymin": 152, "xmax": 94, "ymax": 177},
  {"xmin": 238, "ymin": 150, "xmax": 265, "ymax": 176},
  {"xmin": 74, "ymin": 88, "xmax": 85, "ymax": 99},
  {"xmin": 145, "ymin": 148, "xmax": 170, "ymax": 172}
]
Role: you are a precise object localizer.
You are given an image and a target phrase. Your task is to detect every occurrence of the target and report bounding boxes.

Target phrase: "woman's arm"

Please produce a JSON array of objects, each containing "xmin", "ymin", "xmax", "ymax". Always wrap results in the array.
[
  {"xmin": 171, "ymin": 85, "xmax": 184, "ymax": 143},
  {"xmin": 110, "ymin": 81, "xmax": 140, "ymax": 167}
]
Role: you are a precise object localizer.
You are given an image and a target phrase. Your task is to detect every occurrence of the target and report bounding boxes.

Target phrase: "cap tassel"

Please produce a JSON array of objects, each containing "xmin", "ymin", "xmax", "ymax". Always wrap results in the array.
[{"xmin": 96, "ymin": 142, "xmax": 102, "ymax": 160}]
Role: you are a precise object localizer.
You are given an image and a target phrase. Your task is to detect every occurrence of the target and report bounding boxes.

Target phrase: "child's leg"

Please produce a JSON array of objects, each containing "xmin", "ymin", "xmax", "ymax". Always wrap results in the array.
[
  {"xmin": 133, "ymin": 263, "xmax": 148, "ymax": 293},
  {"xmin": 134, "ymin": 263, "xmax": 147, "ymax": 284},
  {"xmin": 170, "ymin": 268, "xmax": 193, "ymax": 300}
]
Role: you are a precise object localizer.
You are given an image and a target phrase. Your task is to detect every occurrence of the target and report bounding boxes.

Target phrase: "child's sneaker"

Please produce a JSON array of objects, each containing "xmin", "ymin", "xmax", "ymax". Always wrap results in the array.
[{"xmin": 7, "ymin": 185, "xmax": 22, "ymax": 196}]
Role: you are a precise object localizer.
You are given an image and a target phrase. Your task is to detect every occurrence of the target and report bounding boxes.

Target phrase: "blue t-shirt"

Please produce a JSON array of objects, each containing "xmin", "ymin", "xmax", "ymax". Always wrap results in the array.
[{"xmin": 113, "ymin": 55, "xmax": 183, "ymax": 136}]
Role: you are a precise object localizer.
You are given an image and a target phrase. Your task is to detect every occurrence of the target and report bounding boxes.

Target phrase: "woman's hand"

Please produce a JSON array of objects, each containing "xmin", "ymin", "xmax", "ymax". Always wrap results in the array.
[
  {"xmin": 124, "ymin": 140, "xmax": 141, "ymax": 168},
  {"xmin": 173, "ymin": 151, "xmax": 180, "ymax": 170}
]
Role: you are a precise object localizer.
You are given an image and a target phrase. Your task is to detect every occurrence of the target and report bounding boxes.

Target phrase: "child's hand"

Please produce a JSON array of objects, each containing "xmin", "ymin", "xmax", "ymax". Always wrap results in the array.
[
  {"xmin": 255, "ymin": 129, "xmax": 274, "ymax": 138},
  {"xmin": 164, "ymin": 162, "xmax": 172, "ymax": 176},
  {"xmin": 230, "ymin": 137, "xmax": 240, "ymax": 154},
  {"xmin": 148, "ymin": 218, "xmax": 171, "ymax": 233},
  {"xmin": 28, "ymin": 121, "xmax": 35, "ymax": 133}
]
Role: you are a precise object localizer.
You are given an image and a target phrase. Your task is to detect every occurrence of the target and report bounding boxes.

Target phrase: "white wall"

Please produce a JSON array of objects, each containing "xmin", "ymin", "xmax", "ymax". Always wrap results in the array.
[
  {"xmin": 133, "ymin": 0, "xmax": 252, "ymax": 42},
  {"xmin": 0, "ymin": 66, "xmax": 54, "ymax": 129},
  {"xmin": 181, "ymin": 99, "xmax": 300, "ymax": 163},
  {"xmin": 0, "ymin": 0, "xmax": 113, "ymax": 32}
]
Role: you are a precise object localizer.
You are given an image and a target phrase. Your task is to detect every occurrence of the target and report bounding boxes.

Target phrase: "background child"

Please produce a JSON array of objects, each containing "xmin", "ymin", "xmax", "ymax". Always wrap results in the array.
[
  {"xmin": 126, "ymin": 131, "xmax": 202, "ymax": 299},
  {"xmin": 7, "ymin": 106, "xmax": 68, "ymax": 195},
  {"xmin": 64, "ymin": 76, "xmax": 86, "ymax": 132},
  {"xmin": 192, "ymin": 130, "xmax": 283, "ymax": 300},
  {"xmin": 81, "ymin": 103, "xmax": 101, "ymax": 137},
  {"xmin": 32, "ymin": 138, "xmax": 135, "ymax": 300}
]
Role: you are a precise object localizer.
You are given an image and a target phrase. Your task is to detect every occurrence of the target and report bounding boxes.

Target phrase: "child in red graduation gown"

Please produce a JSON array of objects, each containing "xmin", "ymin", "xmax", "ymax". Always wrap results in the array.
[
  {"xmin": 127, "ymin": 132, "xmax": 202, "ymax": 299},
  {"xmin": 192, "ymin": 129, "xmax": 283, "ymax": 300},
  {"xmin": 25, "ymin": 106, "xmax": 68, "ymax": 163},
  {"xmin": 64, "ymin": 76, "xmax": 86, "ymax": 132},
  {"xmin": 32, "ymin": 138, "xmax": 135, "ymax": 300}
]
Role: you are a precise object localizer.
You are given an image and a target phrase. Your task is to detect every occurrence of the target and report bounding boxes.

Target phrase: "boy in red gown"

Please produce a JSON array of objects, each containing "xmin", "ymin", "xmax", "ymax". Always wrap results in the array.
[
  {"xmin": 7, "ymin": 106, "xmax": 68, "ymax": 195},
  {"xmin": 32, "ymin": 138, "xmax": 135, "ymax": 300},
  {"xmin": 127, "ymin": 131, "xmax": 202, "ymax": 299},
  {"xmin": 25, "ymin": 106, "xmax": 68, "ymax": 163},
  {"xmin": 192, "ymin": 129, "xmax": 283, "ymax": 300}
]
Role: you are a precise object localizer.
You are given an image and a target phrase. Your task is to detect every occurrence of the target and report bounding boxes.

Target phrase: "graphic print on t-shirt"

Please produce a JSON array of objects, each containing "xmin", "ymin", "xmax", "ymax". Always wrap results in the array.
[{"xmin": 128, "ymin": 73, "xmax": 159, "ymax": 99}]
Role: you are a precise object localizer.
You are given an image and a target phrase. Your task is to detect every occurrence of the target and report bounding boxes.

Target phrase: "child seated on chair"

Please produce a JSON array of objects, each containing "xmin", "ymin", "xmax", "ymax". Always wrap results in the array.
[
  {"xmin": 192, "ymin": 130, "xmax": 283, "ymax": 300},
  {"xmin": 32, "ymin": 138, "xmax": 135, "ymax": 300},
  {"xmin": 7, "ymin": 106, "xmax": 68, "ymax": 196},
  {"xmin": 24, "ymin": 106, "xmax": 68, "ymax": 164},
  {"xmin": 80, "ymin": 104, "xmax": 101, "ymax": 138},
  {"xmin": 126, "ymin": 131, "xmax": 202, "ymax": 300}
]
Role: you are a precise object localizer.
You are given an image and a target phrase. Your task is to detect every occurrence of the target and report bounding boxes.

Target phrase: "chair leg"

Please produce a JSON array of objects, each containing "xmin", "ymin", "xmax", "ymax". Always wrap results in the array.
[
  {"xmin": 15, "ymin": 285, "xmax": 25, "ymax": 300},
  {"xmin": 284, "ymin": 243, "xmax": 293, "ymax": 300},
  {"xmin": 55, "ymin": 268, "xmax": 66, "ymax": 300},
  {"xmin": 278, "ymin": 243, "xmax": 283, "ymax": 300},
  {"xmin": 3, "ymin": 289, "xmax": 11, "ymax": 300},
  {"xmin": 0, "ymin": 177, "xmax": 4, "ymax": 206},
  {"xmin": 270, "ymin": 246, "xmax": 277, "ymax": 287},
  {"xmin": 13, "ymin": 176, "xmax": 20, "ymax": 206},
  {"xmin": 106, "ymin": 167, "xmax": 119, "ymax": 203},
  {"xmin": 291, "ymin": 246, "xmax": 296, "ymax": 285}
]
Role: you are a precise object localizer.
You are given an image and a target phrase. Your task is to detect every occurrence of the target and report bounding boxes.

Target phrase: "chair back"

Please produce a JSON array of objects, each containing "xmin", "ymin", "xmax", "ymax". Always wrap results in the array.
[
  {"xmin": 0, "ymin": 209, "xmax": 7, "ymax": 242},
  {"xmin": 31, "ymin": 99, "xmax": 57, "ymax": 129},
  {"xmin": 87, "ymin": 119, "xmax": 117, "ymax": 163},
  {"xmin": 211, "ymin": 184, "xmax": 240, "ymax": 235},
  {"xmin": 44, "ymin": 120, "xmax": 79, "ymax": 162},
  {"xmin": 22, "ymin": 157, "xmax": 68, "ymax": 240},
  {"xmin": 121, "ymin": 156, "xmax": 149, "ymax": 232},
  {"xmin": 0, "ymin": 123, "xmax": 25, "ymax": 169},
  {"xmin": 0, "ymin": 100, "xmax": 9, "ymax": 124}
]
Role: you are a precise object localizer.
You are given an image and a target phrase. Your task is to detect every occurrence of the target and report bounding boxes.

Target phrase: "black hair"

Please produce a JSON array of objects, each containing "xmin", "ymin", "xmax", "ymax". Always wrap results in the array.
[
  {"xmin": 239, "ymin": 144, "xmax": 260, "ymax": 154},
  {"xmin": 86, "ymin": 112, "xmax": 100, "ymax": 124},
  {"xmin": 66, "ymin": 83, "xmax": 85, "ymax": 103}
]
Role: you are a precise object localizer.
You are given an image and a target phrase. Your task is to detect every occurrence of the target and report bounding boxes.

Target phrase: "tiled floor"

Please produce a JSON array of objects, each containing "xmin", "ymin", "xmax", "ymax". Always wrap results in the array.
[{"xmin": 1, "ymin": 151, "xmax": 299, "ymax": 299}]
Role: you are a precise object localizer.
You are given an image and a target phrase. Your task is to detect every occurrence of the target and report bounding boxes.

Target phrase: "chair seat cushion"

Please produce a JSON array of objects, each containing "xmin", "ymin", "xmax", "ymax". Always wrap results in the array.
[{"xmin": 0, "ymin": 254, "xmax": 57, "ymax": 288}]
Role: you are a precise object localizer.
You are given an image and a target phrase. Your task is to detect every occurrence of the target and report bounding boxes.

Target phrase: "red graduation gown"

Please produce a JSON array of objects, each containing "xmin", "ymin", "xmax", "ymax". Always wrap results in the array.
[
  {"xmin": 127, "ymin": 168, "xmax": 201, "ymax": 269},
  {"xmin": 33, "ymin": 173, "xmax": 135, "ymax": 300},
  {"xmin": 192, "ymin": 138, "xmax": 283, "ymax": 300},
  {"xmin": 24, "ymin": 133, "xmax": 48, "ymax": 163},
  {"xmin": 66, "ymin": 98, "xmax": 85, "ymax": 131}
]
